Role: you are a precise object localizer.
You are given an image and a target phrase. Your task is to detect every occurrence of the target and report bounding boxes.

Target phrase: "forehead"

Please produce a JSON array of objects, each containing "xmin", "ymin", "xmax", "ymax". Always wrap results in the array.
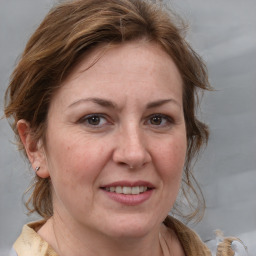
[
  {"xmin": 52, "ymin": 40, "xmax": 183, "ymax": 107},
  {"xmin": 68, "ymin": 40, "xmax": 181, "ymax": 81}
]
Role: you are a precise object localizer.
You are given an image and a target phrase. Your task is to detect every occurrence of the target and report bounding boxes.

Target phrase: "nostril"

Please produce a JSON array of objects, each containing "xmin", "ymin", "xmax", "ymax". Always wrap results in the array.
[{"xmin": 112, "ymin": 137, "xmax": 152, "ymax": 169}]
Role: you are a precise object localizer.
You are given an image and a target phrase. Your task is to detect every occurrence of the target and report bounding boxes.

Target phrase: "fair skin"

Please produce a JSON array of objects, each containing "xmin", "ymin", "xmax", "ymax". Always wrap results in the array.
[{"xmin": 18, "ymin": 40, "xmax": 186, "ymax": 256}]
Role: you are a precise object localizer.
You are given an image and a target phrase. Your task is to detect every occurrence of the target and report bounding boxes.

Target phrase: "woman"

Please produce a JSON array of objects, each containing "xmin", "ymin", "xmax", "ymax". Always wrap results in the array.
[{"xmin": 4, "ymin": 0, "xmax": 241, "ymax": 255}]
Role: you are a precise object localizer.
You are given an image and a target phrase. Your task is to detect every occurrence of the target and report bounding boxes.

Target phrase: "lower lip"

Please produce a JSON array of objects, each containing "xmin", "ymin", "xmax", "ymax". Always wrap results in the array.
[{"xmin": 102, "ymin": 189, "xmax": 154, "ymax": 206}]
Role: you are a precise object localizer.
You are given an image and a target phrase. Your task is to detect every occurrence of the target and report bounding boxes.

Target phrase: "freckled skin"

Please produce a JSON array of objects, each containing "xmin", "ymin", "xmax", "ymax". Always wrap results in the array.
[{"xmin": 39, "ymin": 41, "xmax": 187, "ymax": 253}]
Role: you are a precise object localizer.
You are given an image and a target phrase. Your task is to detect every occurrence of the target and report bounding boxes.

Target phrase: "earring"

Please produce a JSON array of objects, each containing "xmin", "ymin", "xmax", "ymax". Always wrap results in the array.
[{"xmin": 35, "ymin": 166, "xmax": 40, "ymax": 172}]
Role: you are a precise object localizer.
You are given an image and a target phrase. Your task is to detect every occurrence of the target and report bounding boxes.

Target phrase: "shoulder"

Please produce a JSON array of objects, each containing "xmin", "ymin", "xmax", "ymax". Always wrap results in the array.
[
  {"xmin": 163, "ymin": 216, "xmax": 212, "ymax": 256},
  {"xmin": 12, "ymin": 220, "xmax": 58, "ymax": 256},
  {"xmin": 163, "ymin": 216, "xmax": 248, "ymax": 256}
]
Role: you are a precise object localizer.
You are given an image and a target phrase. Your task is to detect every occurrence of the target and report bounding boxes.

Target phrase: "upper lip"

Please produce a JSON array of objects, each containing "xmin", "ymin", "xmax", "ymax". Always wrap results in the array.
[{"xmin": 101, "ymin": 180, "xmax": 155, "ymax": 188}]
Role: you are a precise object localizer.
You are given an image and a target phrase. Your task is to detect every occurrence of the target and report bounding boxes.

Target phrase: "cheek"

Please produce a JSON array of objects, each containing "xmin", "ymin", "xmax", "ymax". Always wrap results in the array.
[
  {"xmin": 155, "ymin": 136, "xmax": 187, "ymax": 181},
  {"xmin": 46, "ymin": 134, "xmax": 108, "ymax": 186},
  {"xmin": 152, "ymin": 136, "xmax": 187, "ymax": 217},
  {"xmin": 45, "ymin": 139, "xmax": 101, "ymax": 209}
]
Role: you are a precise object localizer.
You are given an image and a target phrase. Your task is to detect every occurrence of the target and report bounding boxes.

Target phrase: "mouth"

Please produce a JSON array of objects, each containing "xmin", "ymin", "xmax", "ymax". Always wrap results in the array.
[
  {"xmin": 100, "ymin": 181, "xmax": 154, "ymax": 206},
  {"xmin": 101, "ymin": 186, "xmax": 152, "ymax": 195}
]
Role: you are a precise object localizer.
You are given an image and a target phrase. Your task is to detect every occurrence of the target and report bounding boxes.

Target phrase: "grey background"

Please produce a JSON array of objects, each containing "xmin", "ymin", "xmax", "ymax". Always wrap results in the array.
[{"xmin": 0, "ymin": 0, "xmax": 255, "ymax": 255}]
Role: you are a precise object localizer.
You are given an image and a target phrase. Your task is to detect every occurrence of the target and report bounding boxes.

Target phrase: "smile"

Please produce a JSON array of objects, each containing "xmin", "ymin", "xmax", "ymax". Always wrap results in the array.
[{"xmin": 102, "ymin": 186, "xmax": 149, "ymax": 195}]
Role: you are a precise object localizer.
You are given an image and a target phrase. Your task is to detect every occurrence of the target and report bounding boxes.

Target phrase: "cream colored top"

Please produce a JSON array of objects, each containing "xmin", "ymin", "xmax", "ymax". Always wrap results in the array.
[
  {"xmin": 13, "ymin": 216, "xmax": 212, "ymax": 256},
  {"xmin": 13, "ymin": 220, "xmax": 57, "ymax": 256}
]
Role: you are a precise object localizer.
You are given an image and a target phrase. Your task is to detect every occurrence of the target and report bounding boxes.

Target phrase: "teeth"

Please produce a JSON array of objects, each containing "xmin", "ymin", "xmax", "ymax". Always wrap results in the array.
[
  {"xmin": 123, "ymin": 186, "xmax": 132, "ymax": 194},
  {"xmin": 106, "ymin": 186, "xmax": 148, "ymax": 195},
  {"xmin": 139, "ymin": 186, "xmax": 144, "ymax": 193},
  {"xmin": 132, "ymin": 186, "xmax": 140, "ymax": 194},
  {"xmin": 116, "ymin": 186, "xmax": 122, "ymax": 194}
]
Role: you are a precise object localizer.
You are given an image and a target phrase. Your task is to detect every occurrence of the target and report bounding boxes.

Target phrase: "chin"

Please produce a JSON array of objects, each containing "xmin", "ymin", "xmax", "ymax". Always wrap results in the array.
[{"xmin": 101, "ymin": 215, "xmax": 159, "ymax": 239}]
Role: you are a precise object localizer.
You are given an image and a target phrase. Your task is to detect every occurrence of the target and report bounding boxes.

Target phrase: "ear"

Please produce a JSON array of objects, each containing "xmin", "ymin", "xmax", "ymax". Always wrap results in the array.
[{"xmin": 17, "ymin": 120, "xmax": 50, "ymax": 178}]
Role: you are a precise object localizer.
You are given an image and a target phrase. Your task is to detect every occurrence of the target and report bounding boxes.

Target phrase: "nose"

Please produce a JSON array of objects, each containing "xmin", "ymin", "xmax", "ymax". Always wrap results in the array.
[{"xmin": 112, "ymin": 126, "xmax": 152, "ymax": 169}]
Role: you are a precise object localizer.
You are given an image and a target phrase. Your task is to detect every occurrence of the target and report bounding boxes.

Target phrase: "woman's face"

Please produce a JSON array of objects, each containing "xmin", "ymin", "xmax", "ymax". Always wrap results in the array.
[{"xmin": 43, "ymin": 41, "xmax": 187, "ymax": 238}]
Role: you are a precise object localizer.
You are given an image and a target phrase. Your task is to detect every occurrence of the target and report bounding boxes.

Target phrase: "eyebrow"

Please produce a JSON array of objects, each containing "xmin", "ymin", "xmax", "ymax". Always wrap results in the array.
[
  {"xmin": 146, "ymin": 99, "xmax": 181, "ymax": 109},
  {"xmin": 68, "ymin": 97, "xmax": 180, "ymax": 109},
  {"xmin": 68, "ymin": 97, "xmax": 117, "ymax": 109}
]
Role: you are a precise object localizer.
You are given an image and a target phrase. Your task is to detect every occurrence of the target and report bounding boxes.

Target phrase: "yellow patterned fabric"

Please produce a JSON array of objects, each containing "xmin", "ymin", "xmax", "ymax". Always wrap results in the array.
[
  {"xmin": 13, "ymin": 220, "xmax": 57, "ymax": 256},
  {"xmin": 13, "ymin": 216, "xmax": 213, "ymax": 256}
]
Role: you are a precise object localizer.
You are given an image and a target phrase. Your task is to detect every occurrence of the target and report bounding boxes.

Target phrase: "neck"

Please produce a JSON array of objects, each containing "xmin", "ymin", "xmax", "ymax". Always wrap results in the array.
[{"xmin": 38, "ymin": 214, "xmax": 163, "ymax": 256}]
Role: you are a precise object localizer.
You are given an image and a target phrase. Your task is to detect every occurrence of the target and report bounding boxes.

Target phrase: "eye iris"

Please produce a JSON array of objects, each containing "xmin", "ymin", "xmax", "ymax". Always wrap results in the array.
[
  {"xmin": 88, "ymin": 116, "xmax": 100, "ymax": 125},
  {"xmin": 151, "ymin": 116, "xmax": 162, "ymax": 125}
]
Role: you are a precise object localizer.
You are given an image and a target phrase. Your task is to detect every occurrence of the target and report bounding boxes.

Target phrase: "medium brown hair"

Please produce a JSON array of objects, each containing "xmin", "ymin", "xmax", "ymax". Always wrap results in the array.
[{"xmin": 4, "ymin": 0, "xmax": 211, "ymax": 221}]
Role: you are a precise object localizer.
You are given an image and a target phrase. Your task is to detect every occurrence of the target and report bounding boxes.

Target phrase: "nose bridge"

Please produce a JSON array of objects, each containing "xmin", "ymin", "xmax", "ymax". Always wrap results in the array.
[
  {"xmin": 125, "ymin": 124, "xmax": 143, "ymax": 152},
  {"xmin": 113, "ymin": 123, "xmax": 151, "ymax": 168}
]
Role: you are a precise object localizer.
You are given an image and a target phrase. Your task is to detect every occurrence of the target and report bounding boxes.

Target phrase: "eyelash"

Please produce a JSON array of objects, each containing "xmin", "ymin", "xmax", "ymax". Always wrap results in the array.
[
  {"xmin": 145, "ymin": 114, "xmax": 174, "ymax": 128},
  {"xmin": 78, "ymin": 113, "xmax": 174, "ymax": 129},
  {"xmin": 78, "ymin": 114, "xmax": 110, "ymax": 128}
]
